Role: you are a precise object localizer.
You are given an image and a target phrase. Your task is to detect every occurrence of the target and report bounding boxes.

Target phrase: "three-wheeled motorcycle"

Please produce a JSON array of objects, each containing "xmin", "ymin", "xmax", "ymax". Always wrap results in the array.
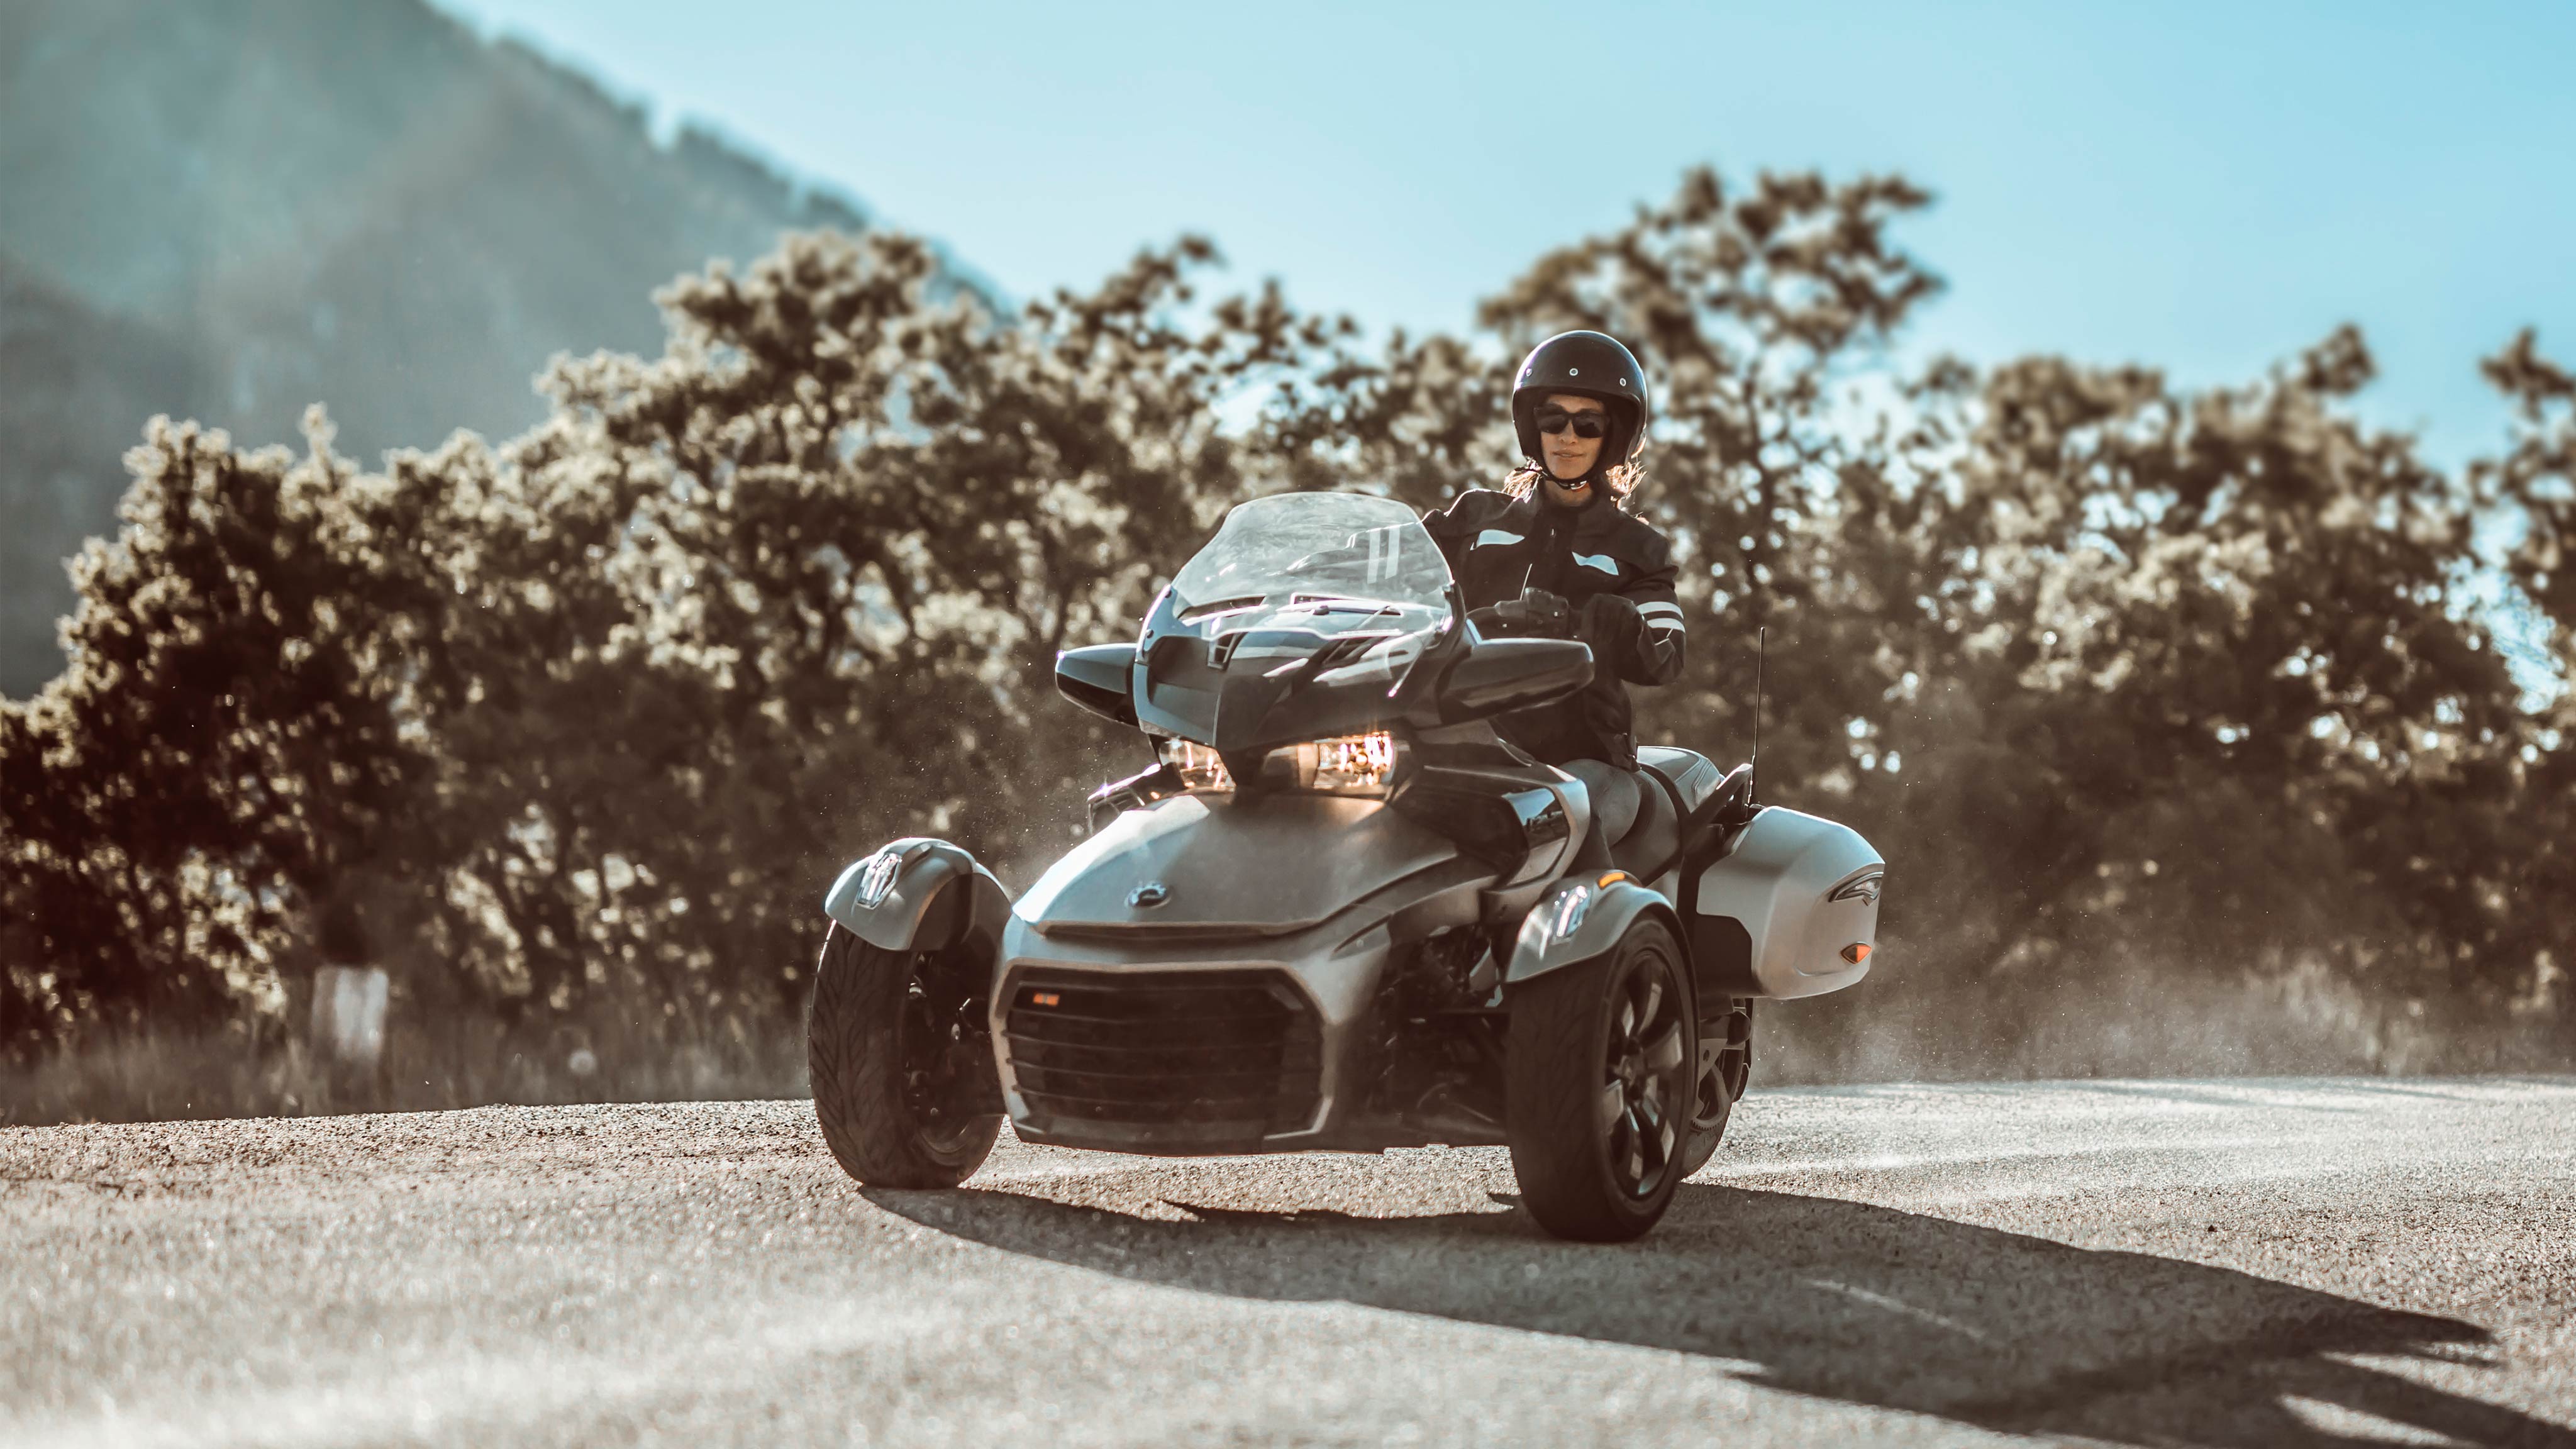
[{"xmin": 808, "ymin": 491, "xmax": 1884, "ymax": 1240}]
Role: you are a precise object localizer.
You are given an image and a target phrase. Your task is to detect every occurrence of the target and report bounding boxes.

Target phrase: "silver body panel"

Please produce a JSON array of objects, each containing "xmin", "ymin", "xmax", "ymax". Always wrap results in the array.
[
  {"xmin": 823, "ymin": 838, "xmax": 1010, "ymax": 953},
  {"xmin": 1504, "ymin": 876, "xmax": 1679, "ymax": 985},
  {"xmin": 1014, "ymin": 793, "xmax": 1457, "ymax": 937},
  {"xmin": 1694, "ymin": 807, "xmax": 1884, "ymax": 998},
  {"xmin": 1500, "ymin": 773, "xmax": 1590, "ymax": 886}
]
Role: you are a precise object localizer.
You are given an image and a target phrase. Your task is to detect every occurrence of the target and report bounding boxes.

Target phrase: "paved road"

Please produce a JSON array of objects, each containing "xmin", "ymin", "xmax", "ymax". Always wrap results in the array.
[{"xmin": 3, "ymin": 1078, "xmax": 2572, "ymax": 1448}]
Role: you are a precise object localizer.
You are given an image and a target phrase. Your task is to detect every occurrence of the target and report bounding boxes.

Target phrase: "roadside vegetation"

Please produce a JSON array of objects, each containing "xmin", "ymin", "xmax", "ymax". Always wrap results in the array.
[{"xmin": 5, "ymin": 167, "xmax": 2571, "ymax": 1123}]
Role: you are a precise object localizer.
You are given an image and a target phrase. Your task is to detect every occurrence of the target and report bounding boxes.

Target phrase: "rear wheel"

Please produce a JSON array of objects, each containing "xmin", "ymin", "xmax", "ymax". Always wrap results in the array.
[
  {"xmin": 1506, "ymin": 918, "xmax": 1694, "ymax": 1241},
  {"xmin": 1677, "ymin": 997, "xmax": 1751, "ymax": 1180},
  {"xmin": 807, "ymin": 924, "xmax": 1001, "ymax": 1187}
]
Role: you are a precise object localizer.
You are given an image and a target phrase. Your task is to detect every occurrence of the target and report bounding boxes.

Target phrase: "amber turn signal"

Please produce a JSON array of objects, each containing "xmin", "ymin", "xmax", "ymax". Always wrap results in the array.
[
  {"xmin": 1840, "ymin": 943, "xmax": 1872, "ymax": 965},
  {"xmin": 1031, "ymin": 991, "xmax": 1062, "ymax": 1007}
]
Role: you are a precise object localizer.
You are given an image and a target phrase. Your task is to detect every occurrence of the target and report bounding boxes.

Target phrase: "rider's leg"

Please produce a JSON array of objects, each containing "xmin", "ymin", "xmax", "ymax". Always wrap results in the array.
[{"xmin": 1563, "ymin": 758, "xmax": 1640, "ymax": 872}]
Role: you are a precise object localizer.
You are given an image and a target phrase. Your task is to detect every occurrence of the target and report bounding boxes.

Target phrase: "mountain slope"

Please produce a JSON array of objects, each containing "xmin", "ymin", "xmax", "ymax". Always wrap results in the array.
[
  {"xmin": 0, "ymin": 0, "xmax": 914, "ymax": 692},
  {"xmin": 0, "ymin": 258, "xmax": 197, "ymax": 690}
]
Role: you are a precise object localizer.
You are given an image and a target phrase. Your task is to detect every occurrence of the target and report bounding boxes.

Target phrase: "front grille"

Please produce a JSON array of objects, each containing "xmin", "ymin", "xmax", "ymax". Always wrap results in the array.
[{"xmin": 1003, "ymin": 968, "xmax": 1323, "ymax": 1143}]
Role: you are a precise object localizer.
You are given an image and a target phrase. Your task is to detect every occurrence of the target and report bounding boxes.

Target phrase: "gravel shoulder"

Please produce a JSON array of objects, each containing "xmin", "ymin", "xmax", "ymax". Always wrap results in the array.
[{"xmin": 4, "ymin": 1077, "xmax": 2572, "ymax": 1447}]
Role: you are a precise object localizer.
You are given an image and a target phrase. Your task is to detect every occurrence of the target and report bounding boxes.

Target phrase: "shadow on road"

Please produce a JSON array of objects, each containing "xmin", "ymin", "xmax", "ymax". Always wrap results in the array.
[{"xmin": 868, "ymin": 1180, "xmax": 2571, "ymax": 1448}]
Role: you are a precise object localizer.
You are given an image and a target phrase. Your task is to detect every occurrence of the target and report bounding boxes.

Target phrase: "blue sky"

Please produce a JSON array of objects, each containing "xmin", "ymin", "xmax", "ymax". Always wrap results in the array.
[{"xmin": 438, "ymin": 0, "xmax": 2575, "ymax": 468}]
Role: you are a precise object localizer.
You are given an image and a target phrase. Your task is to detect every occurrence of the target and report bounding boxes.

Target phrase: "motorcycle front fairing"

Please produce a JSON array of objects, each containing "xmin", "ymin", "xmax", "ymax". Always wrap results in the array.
[{"xmin": 1126, "ymin": 496, "xmax": 1460, "ymax": 764}]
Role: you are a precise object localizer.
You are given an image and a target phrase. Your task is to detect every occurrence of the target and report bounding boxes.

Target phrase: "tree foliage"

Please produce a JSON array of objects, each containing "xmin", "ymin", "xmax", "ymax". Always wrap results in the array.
[{"xmin": 4, "ymin": 169, "xmax": 2568, "ymax": 1064}]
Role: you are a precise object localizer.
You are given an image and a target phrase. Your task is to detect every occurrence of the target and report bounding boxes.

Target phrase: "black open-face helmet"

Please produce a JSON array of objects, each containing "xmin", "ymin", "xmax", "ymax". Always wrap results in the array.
[{"xmin": 1510, "ymin": 330, "xmax": 1651, "ymax": 480}]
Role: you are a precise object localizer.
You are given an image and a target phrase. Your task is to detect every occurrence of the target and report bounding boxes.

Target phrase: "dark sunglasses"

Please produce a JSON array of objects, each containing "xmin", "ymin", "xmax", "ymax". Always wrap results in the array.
[{"xmin": 1534, "ymin": 405, "xmax": 1610, "ymax": 440}]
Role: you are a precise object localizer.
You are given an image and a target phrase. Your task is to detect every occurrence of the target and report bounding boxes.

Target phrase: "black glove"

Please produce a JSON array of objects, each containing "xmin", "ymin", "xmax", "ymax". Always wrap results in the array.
[
  {"xmin": 1521, "ymin": 588, "xmax": 1574, "ymax": 638},
  {"xmin": 1472, "ymin": 588, "xmax": 1574, "ymax": 638},
  {"xmin": 1579, "ymin": 591, "xmax": 1641, "ymax": 653}
]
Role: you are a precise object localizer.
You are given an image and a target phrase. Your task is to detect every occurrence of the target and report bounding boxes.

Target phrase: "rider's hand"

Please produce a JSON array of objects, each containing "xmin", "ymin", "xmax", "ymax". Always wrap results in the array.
[
  {"xmin": 1519, "ymin": 588, "xmax": 1574, "ymax": 638},
  {"xmin": 1470, "ymin": 588, "xmax": 1574, "ymax": 638},
  {"xmin": 1579, "ymin": 591, "xmax": 1641, "ymax": 650}
]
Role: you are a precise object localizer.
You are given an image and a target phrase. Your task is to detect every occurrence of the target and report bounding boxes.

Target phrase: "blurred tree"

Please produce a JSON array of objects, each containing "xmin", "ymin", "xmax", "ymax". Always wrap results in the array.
[
  {"xmin": 0, "ymin": 415, "xmax": 436, "ymax": 1045},
  {"xmin": 2474, "ymin": 330, "xmax": 2576, "ymax": 1031},
  {"xmin": 1856, "ymin": 331, "xmax": 2551, "ymax": 1063}
]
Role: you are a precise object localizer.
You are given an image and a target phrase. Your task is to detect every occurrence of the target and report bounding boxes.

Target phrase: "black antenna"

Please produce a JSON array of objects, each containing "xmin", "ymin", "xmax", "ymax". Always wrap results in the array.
[{"xmin": 1751, "ymin": 626, "xmax": 1767, "ymax": 804}]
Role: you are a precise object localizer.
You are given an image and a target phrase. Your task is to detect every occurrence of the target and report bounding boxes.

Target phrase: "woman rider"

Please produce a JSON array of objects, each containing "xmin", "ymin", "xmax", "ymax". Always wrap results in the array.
[{"xmin": 1421, "ymin": 330, "xmax": 1685, "ymax": 865}]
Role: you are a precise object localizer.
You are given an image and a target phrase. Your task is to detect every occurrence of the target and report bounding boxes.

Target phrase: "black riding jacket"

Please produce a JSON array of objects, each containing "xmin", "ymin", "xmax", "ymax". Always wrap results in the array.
[{"xmin": 1423, "ymin": 487, "xmax": 1685, "ymax": 770}]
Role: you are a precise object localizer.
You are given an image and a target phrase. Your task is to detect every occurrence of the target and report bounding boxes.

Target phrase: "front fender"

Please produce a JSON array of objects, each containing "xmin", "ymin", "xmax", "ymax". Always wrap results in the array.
[
  {"xmin": 823, "ymin": 837, "xmax": 1012, "ymax": 955},
  {"xmin": 1504, "ymin": 876, "xmax": 1682, "ymax": 986}
]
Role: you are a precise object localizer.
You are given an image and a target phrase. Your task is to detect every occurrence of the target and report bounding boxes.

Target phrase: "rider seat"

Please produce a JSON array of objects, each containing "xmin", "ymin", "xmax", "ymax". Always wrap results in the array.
[{"xmin": 1609, "ymin": 769, "xmax": 1684, "ymax": 880}]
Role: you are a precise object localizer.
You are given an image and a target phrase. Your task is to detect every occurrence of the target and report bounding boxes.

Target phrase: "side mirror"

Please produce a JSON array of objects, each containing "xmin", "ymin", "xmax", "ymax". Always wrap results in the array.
[
  {"xmin": 1055, "ymin": 643, "xmax": 1138, "ymax": 726},
  {"xmin": 1438, "ymin": 637, "xmax": 1592, "ymax": 723}
]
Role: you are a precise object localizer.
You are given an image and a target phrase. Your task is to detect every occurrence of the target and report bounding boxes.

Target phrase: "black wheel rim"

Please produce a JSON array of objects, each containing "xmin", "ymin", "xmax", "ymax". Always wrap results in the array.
[
  {"xmin": 898, "ymin": 952, "xmax": 986, "ymax": 1156},
  {"xmin": 1594, "ymin": 947, "xmax": 1691, "ymax": 1199},
  {"xmin": 1690, "ymin": 1036, "xmax": 1729, "ymax": 1133}
]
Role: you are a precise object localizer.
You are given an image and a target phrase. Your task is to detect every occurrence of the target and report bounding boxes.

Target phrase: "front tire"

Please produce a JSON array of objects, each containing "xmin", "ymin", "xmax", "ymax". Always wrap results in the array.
[
  {"xmin": 808, "ymin": 923, "xmax": 1001, "ymax": 1188},
  {"xmin": 1506, "ymin": 918, "xmax": 1694, "ymax": 1242}
]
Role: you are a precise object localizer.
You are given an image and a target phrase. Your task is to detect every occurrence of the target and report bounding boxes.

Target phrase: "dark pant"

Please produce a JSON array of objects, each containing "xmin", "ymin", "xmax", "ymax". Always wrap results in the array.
[{"xmin": 1564, "ymin": 758, "xmax": 1640, "ymax": 871}]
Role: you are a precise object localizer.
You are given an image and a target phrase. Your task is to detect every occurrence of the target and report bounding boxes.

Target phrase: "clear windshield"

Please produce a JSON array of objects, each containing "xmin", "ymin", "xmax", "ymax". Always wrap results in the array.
[{"xmin": 1168, "ymin": 492, "xmax": 1450, "ymax": 631}]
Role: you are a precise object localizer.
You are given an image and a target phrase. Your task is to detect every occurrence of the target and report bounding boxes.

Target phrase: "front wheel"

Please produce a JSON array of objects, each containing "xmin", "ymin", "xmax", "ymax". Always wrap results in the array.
[
  {"xmin": 807, "ymin": 923, "xmax": 1001, "ymax": 1188},
  {"xmin": 1506, "ymin": 918, "xmax": 1695, "ymax": 1241}
]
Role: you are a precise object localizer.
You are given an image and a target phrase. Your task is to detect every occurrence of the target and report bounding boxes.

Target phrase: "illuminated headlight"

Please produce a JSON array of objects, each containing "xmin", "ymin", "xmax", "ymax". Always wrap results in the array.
[
  {"xmin": 1155, "ymin": 731, "xmax": 1403, "ymax": 797},
  {"xmin": 1258, "ymin": 731, "xmax": 1401, "ymax": 797},
  {"xmin": 1155, "ymin": 736, "xmax": 1235, "ymax": 792}
]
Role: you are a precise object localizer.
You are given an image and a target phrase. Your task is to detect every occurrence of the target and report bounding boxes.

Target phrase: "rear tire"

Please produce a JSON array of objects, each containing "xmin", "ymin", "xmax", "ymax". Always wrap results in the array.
[
  {"xmin": 1677, "ymin": 997, "xmax": 1750, "ymax": 1180},
  {"xmin": 807, "ymin": 923, "xmax": 1001, "ymax": 1188},
  {"xmin": 1506, "ymin": 918, "xmax": 1694, "ymax": 1242}
]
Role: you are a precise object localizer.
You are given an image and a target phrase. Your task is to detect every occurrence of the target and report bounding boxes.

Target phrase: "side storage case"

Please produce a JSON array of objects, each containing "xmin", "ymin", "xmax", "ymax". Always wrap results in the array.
[{"xmin": 1688, "ymin": 808, "xmax": 1884, "ymax": 999}]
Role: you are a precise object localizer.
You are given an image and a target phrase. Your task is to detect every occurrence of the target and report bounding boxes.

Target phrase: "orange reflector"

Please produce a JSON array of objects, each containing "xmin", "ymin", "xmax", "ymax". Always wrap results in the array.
[
  {"xmin": 1597, "ymin": 870, "xmax": 1631, "ymax": 887},
  {"xmin": 1841, "ymin": 943, "xmax": 1872, "ymax": 965},
  {"xmin": 1031, "ymin": 991, "xmax": 1062, "ymax": 1007}
]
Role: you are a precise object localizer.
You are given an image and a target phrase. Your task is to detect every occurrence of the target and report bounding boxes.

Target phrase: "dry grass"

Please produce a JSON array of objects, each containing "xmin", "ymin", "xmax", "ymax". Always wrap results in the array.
[
  {"xmin": 0, "ymin": 1007, "xmax": 806, "ymax": 1128},
  {"xmin": 1761, "ymin": 956, "xmax": 2576, "ymax": 1085}
]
